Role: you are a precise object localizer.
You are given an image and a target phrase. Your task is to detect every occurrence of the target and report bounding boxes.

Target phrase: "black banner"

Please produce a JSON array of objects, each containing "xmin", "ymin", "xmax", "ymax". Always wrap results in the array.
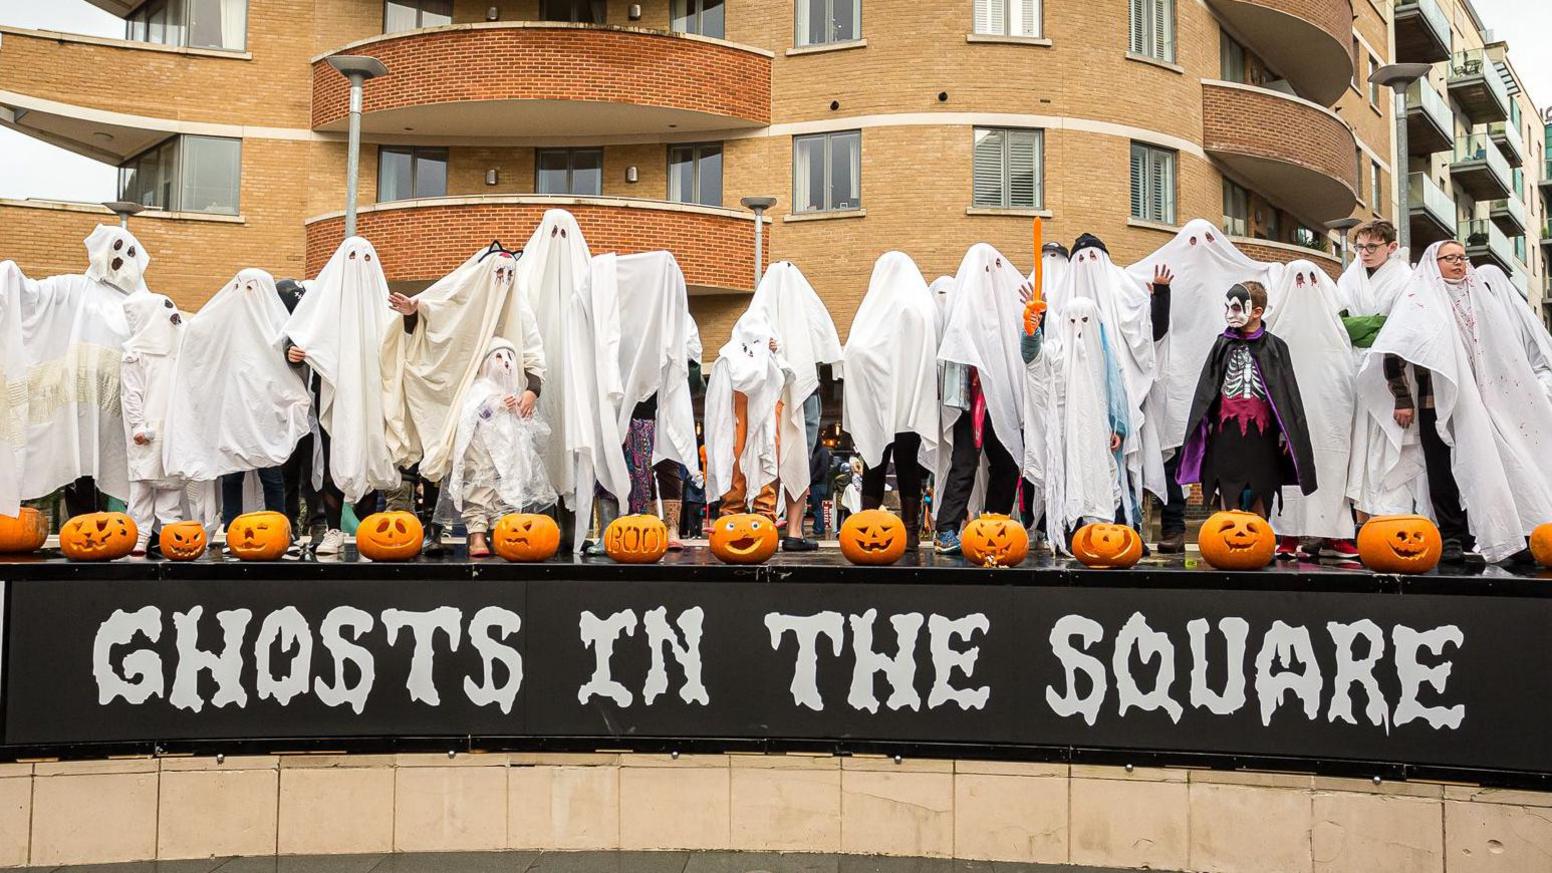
[{"xmin": 4, "ymin": 576, "xmax": 1551, "ymax": 780}]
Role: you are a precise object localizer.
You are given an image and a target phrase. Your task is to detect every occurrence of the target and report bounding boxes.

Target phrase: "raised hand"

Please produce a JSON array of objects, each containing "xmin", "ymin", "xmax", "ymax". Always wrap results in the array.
[
  {"xmin": 1152, "ymin": 264, "xmax": 1174, "ymax": 290},
  {"xmin": 388, "ymin": 292, "xmax": 418, "ymax": 315}
]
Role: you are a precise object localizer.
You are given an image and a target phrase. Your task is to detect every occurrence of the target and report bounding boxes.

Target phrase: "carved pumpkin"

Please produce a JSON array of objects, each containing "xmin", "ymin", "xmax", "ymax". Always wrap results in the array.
[
  {"xmin": 960, "ymin": 514, "xmax": 1029, "ymax": 567},
  {"xmin": 59, "ymin": 511, "xmax": 138, "ymax": 561},
  {"xmin": 355, "ymin": 511, "xmax": 423, "ymax": 561},
  {"xmin": 0, "ymin": 508, "xmax": 48, "ymax": 553},
  {"xmin": 225, "ymin": 511, "xmax": 291, "ymax": 561},
  {"xmin": 158, "ymin": 521, "xmax": 209, "ymax": 561},
  {"xmin": 493, "ymin": 513, "xmax": 561, "ymax": 562},
  {"xmin": 604, "ymin": 514, "xmax": 669, "ymax": 564},
  {"xmin": 1071, "ymin": 522, "xmax": 1143, "ymax": 569},
  {"xmin": 839, "ymin": 509, "xmax": 908, "ymax": 565},
  {"xmin": 1532, "ymin": 523, "xmax": 1552, "ymax": 569},
  {"xmin": 709, "ymin": 513, "xmax": 779, "ymax": 564},
  {"xmin": 1197, "ymin": 511, "xmax": 1276, "ymax": 570},
  {"xmin": 1356, "ymin": 515, "xmax": 1442, "ymax": 575}
]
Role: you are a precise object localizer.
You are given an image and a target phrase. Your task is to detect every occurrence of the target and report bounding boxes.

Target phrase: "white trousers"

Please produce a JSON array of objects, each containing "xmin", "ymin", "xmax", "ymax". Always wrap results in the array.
[{"xmin": 128, "ymin": 481, "xmax": 186, "ymax": 535}]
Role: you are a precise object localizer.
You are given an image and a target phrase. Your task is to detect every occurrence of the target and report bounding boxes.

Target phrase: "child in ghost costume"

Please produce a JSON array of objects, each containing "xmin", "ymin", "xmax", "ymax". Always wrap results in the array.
[
  {"xmin": 0, "ymin": 262, "xmax": 29, "ymax": 517},
  {"xmin": 1477, "ymin": 264, "xmax": 1552, "ymax": 402},
  {"xmin": 1178, "ymin": 282, "xmax": 1317, "ymax": 517},
  {"xmin": 120, "ymin": 293, "xmax": 191, "ymax": 555},
  {"xmin": 1018, "ymin": 241, "xmax": 1069, "ymax": 539},
  {"xmin": 436, "ymin": 339, "xmax": 557, "ymax": 557},
  {"xmin": 705, "ymin": 308, "xmax": 792, "ymax": 521}
]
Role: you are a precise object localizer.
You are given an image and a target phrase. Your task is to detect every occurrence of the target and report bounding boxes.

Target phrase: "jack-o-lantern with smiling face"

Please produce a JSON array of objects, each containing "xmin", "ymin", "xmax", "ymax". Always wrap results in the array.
[
  {"xmin": 709, "ymin": 513, "xmax": 779, "ymax": 564},
  {"xmin": 1356, "ymin": 515, "xmax": 1442, "ymax": 575},
  {"xmin": 961, "ymin": 514, "xmax": 1029, "ymax": 567},
  {"xmin": 1197, "ymin": 511, "xmax": 1276, "ymax": 570},
  {"xmin": 158, "ymin": 521, "xmax": 209, "ymax": 561},
  {"xmin": 225, "ymin": 511, "xmax": 291, "ymax": 561},
  {"xmin": 356, "ymin": 511, "xmax": 424, "ymax": 561},
  {"xmin": 493, "ymin": 513, "xmax": 561, "ymax": 562},
  {"xmin": 839, "ymin": 509, "xmax": 908, "ymax": 565},
  {"xmin": 60, "ymin": 512, "xmax": 139, "ymax": 561},
  {"xmin": 1071, "ymin": 522, "xmax": 1143, "ymax": 569}
]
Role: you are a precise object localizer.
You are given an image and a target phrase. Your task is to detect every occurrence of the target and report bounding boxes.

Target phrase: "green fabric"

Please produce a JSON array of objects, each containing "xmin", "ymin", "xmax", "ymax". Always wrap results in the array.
[{"xmin": 1342, "ymin": 314, "xmax": 1387, "ymax": 349}]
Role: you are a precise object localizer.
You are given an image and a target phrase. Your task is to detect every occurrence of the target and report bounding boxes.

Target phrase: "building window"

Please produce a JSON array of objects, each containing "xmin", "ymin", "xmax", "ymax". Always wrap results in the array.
[
  {"xmin": 1220, "ymin": 30, "xmax": 1246, "ymax": 83},
  {"xmin": 1368, "ymin": 55, "xmax": 1381, "ymax": 106},
  {"xmin": 378, "ymin": 146, "xmax": 447, "ymax": 202},
  {"xmin": 668, "ymin": 143, "xmax": 723, "ymax": 207},
  {"xmin": 1128, "ymin": 0, "xmax": 1174, "ymax": 63},
  {"xmin": 793, "ymin": 131, "xmax": 861, "ymax": 213},
  {"xmin": 1222, "ymin": 179, "xmax": 1249, "ymax": 237},
  {"xmin": 118, "ymin": 135, "xmax": 242, "ymax": 215},
  {"xmin": 541, "ymin": 0, "xmax": 605, "ymax": 23},
  {"xmin": 972, "ymin": 128, "xmax": 1042, "ymax": 209},
  {"xmin": 1294, "ymin": 226, "xmax": 1327, "ymax": 252},
  {"xmin": 973, "ymin": 0, "xmax": 1040, "ymax": 38},
  {"xmin": 384, "ymin": 0, "xmax": 451, "ymax": 32},
  {"xmin": 672, "ymin": 0, "xmax": 725, "ymax": 38},
  {"xmin": 796, "ymin": 0, "xmax": 861, "ymax": 47},
  {"xmin": 1371, "ymin": 160, "xmax": 1383, "ymax": 215},
  {"xmin": 1130, "ymin": 142, "xmax": 1176, "ymax": 224},
  {"xmin": 536, "ymin": 148, "xmax": 603, "ymax": 196},
  {"xmin": 127, "ymin": 0, "xmax": 247, "ymax": 51}
]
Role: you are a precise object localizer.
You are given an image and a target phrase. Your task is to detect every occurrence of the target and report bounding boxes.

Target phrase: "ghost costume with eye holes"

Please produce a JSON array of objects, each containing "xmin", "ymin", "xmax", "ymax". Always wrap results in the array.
[
  {"xmin": 1019, "ymin": 247, "xmax": 1070, "ymax": 513},
  {"xmin": 14, "ymin": 225, "xmax": 154, "ymax": 502},
  {"xmin": 704, "ymin": 308, "xmax": 791, "ymax": 507},
  {"xmin": 0, "ymin": 262, "xmax": 28, "ymax": 515},
  {"xmin": 843, "ymin": 252, "xmax": 939, "ymax": 478}
]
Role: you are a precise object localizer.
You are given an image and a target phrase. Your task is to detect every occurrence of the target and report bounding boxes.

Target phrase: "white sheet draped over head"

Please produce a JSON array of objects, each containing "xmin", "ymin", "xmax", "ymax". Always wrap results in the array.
[
  {"xmin": 162, "ymin": 269, "xmax": 311, "ymax": 482},
  {"xmin": 930, "ymin": 276, "xmax": 954, "ymax": 338},
  {"xmin": 704, "ymin": 307, "xmax": 790, "ymax": 507},
  {"xmin": 1477, "ymin": 265, "xmax": 1552, "ymax": 401},
  {"xmin": 120, "ymin": 292, "xmax": 184, "ymax": 484},
  {"xmin": 1264, "ymin": 261, "xmax": 1355, "ymax": 540},
  {"xmin": 843, "ymin": 252, "xmax": 939, "ymax": 473},
  {"xmin": 0, "ymin": 262, "xmax": 28, "ymax": 515},
  {"xmin": 750, "ymin": 261, "xmax": 843, "ymax": 502},
  {"xmin": 383, "ymin": 248, "xmax": 543, "ymax": 482},
  {"xmin": 1356, "ymin": 242, "xmax": 1552, "ymax": 562},
  {"xmin": 1127, "ymin": 220, "xmax": 1279, "ymax": 455},
  {"xmin": 282, "ymin": 236, "xmax": 399, "ymax": 502},
  {"xmin": 1337, "ymin": 247, "xmax": 1415, "ymax": 515},
  {"xmin": 1038, "ymin": 297, "xmax": 1126, "ymax": 545},
  {"xmin": 84, "ymin": 225, "xmax": 150, "ymax": 295},
  {"xmin": 441, "ymin": 338, "xmax": 558, "ymax": 518},
  {"xmin": 1336, "ymin": 246, "xmax": 1411, "ymax": 316},
  {"xmin": 938, "ymin": 242, "xmax": 1027, "ymax": 451}
]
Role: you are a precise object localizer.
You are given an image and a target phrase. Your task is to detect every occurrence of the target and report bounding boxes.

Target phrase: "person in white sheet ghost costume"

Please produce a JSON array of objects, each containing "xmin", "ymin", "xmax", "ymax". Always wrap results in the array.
[
  {"xmin": 1477, "ymin": 264, "xmax": 1552, "ymax": 402},
  {"xmin": 15, "ymin": 225, "xmax": 151, "ymax": 513},
  {"xmin": 843, "ymin": 252, "xmax": 939, "ymax": 550},
  {"xmin": 1356, "ymin": 240, "xmax": 1552, "ymax": 565},
  {"xmin": 930, "ymin": 275, "xmax": 955, "ymax": 337},
  {"xmin": 586, "ymin": 250, "xmax": 702, "ymax": 551},
  {"xmin": 0, "ymin": 262, "xmax": 29, "ymax": 517},
  {"xmin": 383, "ymin": 245, "xmax": 545, "ymax": 552},
  {"xmin": 282, "ymin": 237, "xmax": 400, "ymax": 555},
  {"xmin": 1337, "ymin": 220, "xmax": 1416, "ymax": 522},
  {"xmin": 1127, "ymin": 220, "xmax": 1276, "ymax": 552},
  {"xmin": 749, "ymin": 261, "xmax": 843, "ymax": 551},
  {"xmin": 435, "ymin": 339, "xmax": 557, "ymax": 557},
  {"xmin": 1019, "ymin": 241, "xmax": 1069, "ymax": 538},
  {"xmin": 705, "ymin": 307, "xmax": 792, "ymax": 519},
  {"xmin": 120, "ymin": 293, "xmax": 191, "ymax": 554},
  {"xmin": 163, "ymin": 269, "xmax": 312, "ymax": 532},
  {"xmin": 1264, "ymin": 261, "xmax": 1357, "ymax": 556}
]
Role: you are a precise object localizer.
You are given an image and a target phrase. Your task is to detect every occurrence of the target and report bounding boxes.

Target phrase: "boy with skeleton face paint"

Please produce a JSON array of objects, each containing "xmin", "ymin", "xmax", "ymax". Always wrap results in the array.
[{"xmin": 1177, "ymin": 282, "xmax": 1317, "ymax": 517}]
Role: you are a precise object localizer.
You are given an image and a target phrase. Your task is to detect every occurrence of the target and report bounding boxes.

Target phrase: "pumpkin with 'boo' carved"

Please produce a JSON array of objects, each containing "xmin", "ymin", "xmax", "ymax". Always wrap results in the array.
[
  {"xmin": 355, "ymin": 511, "xmax": 423, "ymax": 561},
  {"xmin": 961, "ymin": 514, "xmax": 1029, "ymax": 567},
  {"xmin": 60, "ymin": 512, "xmax": 138, "ymax": 561},
  {"xmin": 1197, "ymin": 511, "xmax": 1276, "ymax": 570},
  {"xmin": 1071, "ymin": 522, "xmax": 1143, "ymax": 568},
  {"xmin": 709, "ymin": 513, "xmax": 779, "ymax": 564},
  {"xmin": 158, "ymin": 521, "xmax": 209, "ymax": 561},
  {"xmin": 604, "ymin": 514, "xmax": 670, "ymax": 564},
  {"xmin": 493, "ymin": 513, "xmax": 561, "ymax": 562},
  {"xmin": 839, "ymin": 509, "xmax": 907, "ymax": 565},
  {"xmin": 1357, "ymin": 515, "xmax": 1442, "ymax": 575},
  {"xmin": 225, "ymin": 511, "xmax": 291, "ymax": 561}
]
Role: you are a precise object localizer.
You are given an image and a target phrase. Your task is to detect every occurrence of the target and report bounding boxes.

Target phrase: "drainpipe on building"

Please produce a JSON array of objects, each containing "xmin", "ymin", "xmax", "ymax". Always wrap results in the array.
[{"xmin": 326, "ymin": 56, "xmax": 390, "ymax": 240}]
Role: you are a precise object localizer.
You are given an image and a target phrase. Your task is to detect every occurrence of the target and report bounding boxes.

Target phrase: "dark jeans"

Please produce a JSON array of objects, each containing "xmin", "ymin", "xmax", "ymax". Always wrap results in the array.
[
  {"xmin": 221, "ymin": 467, "xmax": 285, "ymax": 528},
  {"xmin": 861, "ymin": 432, "xmax": 926, "ymax": 507},
  {"xmin": 281, "ymin": 433, "xmax": 317, "ymax": 531},
  {"xmin": 1420, "ymin": 407, "xmax": 1472, "ymax": 545},
  {"xmin": 315, "ymin": 428, "xmax": 379, "ymax": 531},
  {"xmin": 937, "ymin": 414, "xmax": 1018, "ymax": 529},
  {"xmin": 808, "ymin": 489, "xmax": 828, "ymax": 535},
  {"xmin": 1159, "ymin": 453, "xmax": 1188, "ymax": 536},
  {"xmin": 63, "ymin": 476, "xmax": 105, "ymax": 516}
]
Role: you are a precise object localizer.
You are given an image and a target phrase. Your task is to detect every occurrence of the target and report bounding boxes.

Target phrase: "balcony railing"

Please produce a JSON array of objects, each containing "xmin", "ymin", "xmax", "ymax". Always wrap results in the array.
[
  {"xmin": 1448, "ymin": 48, "xmax": 1511, "ymax": 124},
  {"xmin": 1460, "ymin": 218, "xmax": 1515, "ymax": 273},
  {"xmin": 1451, "ymin": 134, "xmax": 1513, "ymax": 201},
  {"xmin": 1405, "ymin": 79, "xmax": 1454, "ymax": 156},
  {"xmin": 1488, "ymin": 120, "xmax": 1526, "ymax": 167},
  {"xmin": 1489, "ymin": 196, "xmax": 1527, "ymax": 236},
  {"xmin": 1394, "ymin": 0, "xmax": 1451, "ymax": 64},
  {"xmin": 1408, "ymin": 172, "xmax": 1454, "ymax": 238}
]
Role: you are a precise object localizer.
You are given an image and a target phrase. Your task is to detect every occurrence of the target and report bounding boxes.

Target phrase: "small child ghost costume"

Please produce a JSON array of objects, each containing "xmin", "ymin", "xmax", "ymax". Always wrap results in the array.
[
  {"xmin": 120, "ymin": 293, "xmax": 190, "ymax": 551},
  {"xmin": 435, "ymin": 339, "xmax": 557, "ymax": 545}
]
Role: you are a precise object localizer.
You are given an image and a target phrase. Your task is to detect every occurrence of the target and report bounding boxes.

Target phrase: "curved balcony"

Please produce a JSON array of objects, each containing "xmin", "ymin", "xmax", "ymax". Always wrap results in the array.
[
  {"xmin": 1202, "ymin": 0, "xmax": 1354, "ymax": 105},
  {"xmin": 311, "ymin": 23, "xmax": 771, "ymax": 138},
  {"xmin": 304, "ymin": 195, "xmax": 768, "ymax": 294},
  {"xmin": 1201, "ymin": 81, "xmax": 1358, "ymax": 224}
]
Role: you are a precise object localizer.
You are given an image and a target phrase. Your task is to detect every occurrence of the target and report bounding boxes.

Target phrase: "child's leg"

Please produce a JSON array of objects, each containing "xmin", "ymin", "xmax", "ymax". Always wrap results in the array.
[
  {"xmin": 127, "ymin": 482, "xmax": 154, "ymax": 537},
  {"xmin": 153, "ymin": 486, "xmax": 184, "ymax": 528},
  {"xmin": 720, "ymin": 392, "xmax": 750, "ymax": 515}
]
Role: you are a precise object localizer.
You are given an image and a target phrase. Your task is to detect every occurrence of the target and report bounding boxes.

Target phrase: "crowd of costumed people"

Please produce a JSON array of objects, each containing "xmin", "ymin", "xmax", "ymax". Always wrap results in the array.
[{"xmin": 5, "ymin": 210, "xmax": 1552, "ymax": 571}]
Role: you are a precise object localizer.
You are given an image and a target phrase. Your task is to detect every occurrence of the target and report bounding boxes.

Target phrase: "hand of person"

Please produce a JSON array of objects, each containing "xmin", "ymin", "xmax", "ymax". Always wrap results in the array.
[
  {"xmin": 286, "ymin": 345, "xmax": 307, "ymax": 364},
  {"xmin": 768, "ymin": 338, "xmax": 779, "ymax": 353},
  {"xmin": 1018, "ymin": 281, "xmax": 1033, "ymax": 305},
  {"xmin": 134, "ymin": 432, "xmax": 151, "ymax": 446},
  {"xmin": 517, "ymin": 390, "xmax": 538, "ymax": 418},
  {"xmin": 1394, "ymin": 408, "xmax": 1415, "ymax": 429},
  {"xmin": 1023, "ymin": 297, "xmax": 1047, "ymax": 336},
  {"xmin": 1152, "ymin": 264, "xmax": 1173, "ymax": 291},
  {"xmin": 502, "ymin": 393, "xmax": 520, "ymax": 412},
  {"xmin": 388, "ymin": 292, "xmax": 419, "ymax": 315},
  {"xmin": 1110, "ymin": 433, "xmax": 1122, "ymax": 451}
]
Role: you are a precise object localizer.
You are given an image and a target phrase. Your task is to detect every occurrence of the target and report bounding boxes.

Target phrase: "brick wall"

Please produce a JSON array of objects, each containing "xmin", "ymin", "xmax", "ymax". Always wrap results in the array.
[
  {"xmin": 1229, "ymin": 0, "xmax": 1354, "ymax": 60},
  {"xmin": 310, "ymin": 25, "xmax": 771, "ymax": 130},
  {"xmin": 1201, "ymin": 83, "xmax": 1360, "ymax": 195},
  {"xmin": 1236, "ymin": 241, "xmax": 1344, "ymax": 279}
]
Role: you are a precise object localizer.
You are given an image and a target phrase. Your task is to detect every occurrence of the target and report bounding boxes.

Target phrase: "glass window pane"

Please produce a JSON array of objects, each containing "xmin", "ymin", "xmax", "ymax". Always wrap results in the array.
[
  {"xmin": 187, "ymin": 0, "xmax": 247, "ymax": 50},
  {"xmin": 829, "ymin": 131, "xmax": 860, "ymax": 210},
  {"xmin": 421, "ymin": 0, "xmax": 452, "ymax": 26},
  {"xmin": 571, "ymin": 149, "xmax": 602, "ymax": 196},
  {"xmin": 536, "ymin": 150, "xmax": 570, "ymax": 194},
  {"xmin": 668, "ymin": 146, "xmax": 695, "ymax": 202},
  {"xmin": 701, "ymin": 0, "xmax": 726, "ymax": 38},
  {"xmin": 1007, "ymin": 131, "xmax": 1038, "ymax": 208},
  {"xmin": 379, "ymin": 148, "xmax": 414, "ymax": 201},
  {"xmin": 972, "ymin": 128, "xmax": 1006, "ymax": 208},
  {"xmin": 833, "ymin": 0, "xmax": 859, "ymax": 41},
  {"xmin": 696, "ymin": 144, "xmax": 723, "ymax": 206},
  {"xmin": 148, "ymin": 3, "xmax": 167, "ymax": 44},
  {"xmin": 384, "ymin": 1, "xmax": 419, "ymax": 32},
  {"xmin": 794, "ymin": 136, "xmax": 826, "ymax": 212},
  {"xmin": 180, "ymin": 136, "xmax": 241, "ymax": 214},
  {"xmin": 799, "ymin": 0, "xmax": 826, "ymax": 45},
  {"xmin": 414, "ymin": 149, "xmax": 447, "ymax": 198}
]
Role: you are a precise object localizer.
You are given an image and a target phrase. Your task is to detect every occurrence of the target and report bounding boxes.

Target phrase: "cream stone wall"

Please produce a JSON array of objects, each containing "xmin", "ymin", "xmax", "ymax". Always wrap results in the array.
[{"xmin": 2, "ymin": 752, "xmax": 1550, "ymax": 871}]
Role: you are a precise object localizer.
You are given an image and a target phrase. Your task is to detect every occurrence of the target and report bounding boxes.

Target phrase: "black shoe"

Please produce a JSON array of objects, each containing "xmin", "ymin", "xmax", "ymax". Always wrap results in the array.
[
  {"xmin": 1156, "ymin": 531, "xmax": 1185, "ymax": 554},
  {"xmin": 1505, "ymin": 547, "xmax": 1536, "ymax": 568},
  {"xmin": 782, "ymin": 536, "xmax": 818, "ymax": 552},
  {"xmin": 423, "ymin": 522, "xmax": 448, "ymax": 557},
  {"xmin": 1441, "ymin": 538, "xmax": 1465, "ymax": 564}
]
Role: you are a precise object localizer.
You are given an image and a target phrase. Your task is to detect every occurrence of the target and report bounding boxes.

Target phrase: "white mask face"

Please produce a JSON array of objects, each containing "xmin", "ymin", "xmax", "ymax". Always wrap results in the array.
[{"xmin": 1224, "ymin": 286, "xmax": 1251, "ymax": 329}]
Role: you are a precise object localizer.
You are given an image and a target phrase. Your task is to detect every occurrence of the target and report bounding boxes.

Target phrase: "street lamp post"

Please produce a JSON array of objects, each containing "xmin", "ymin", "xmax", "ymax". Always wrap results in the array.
[
  {"xmin": 740, "ymin": 196, "xmax": 777, "ymax": 287},
  {"xmin": 326, "ymin": 55, "xmax": 390, "ymax": 239},
  {"xmin": 1370, "ymin": 63, "xmax": 1436, "ymax": 254},
  {"xmin": 1326, "ymin": 217, "xmax": 1362, "ymax": 270},
  {"xmin": 102, "ymin": 200, "xmax": 146, "ymax": 229}
]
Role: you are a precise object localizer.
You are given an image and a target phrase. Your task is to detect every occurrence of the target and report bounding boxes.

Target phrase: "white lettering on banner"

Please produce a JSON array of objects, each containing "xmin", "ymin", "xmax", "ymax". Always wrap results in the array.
[
  {"xmin": 255, "ymin": 606, "xmax": 312, "ymax": 706},
  {"xmin": 1326, "ymin": 619, "xmax": 1390, "ymax": 732},
  {"xmin": 848, "ymin": 609, "xmax": 924, "ymax": 713},
  {"xmin": 642, "ymin": 606, "xmax": 709, "ymax": 706},
  {"xmin": 93, "ymin": 606, "xmax": 165, "ymax": 705},
  {"xmin": 464, "ymin": 606, "xmax": 523, "ymax": 714},
  {"xmin": 928, "ymin": 613, "xmax": 991, "ymax": 711},
  {"xmin": 1114, "ymin": 612, "xmax": 1183, "ymax": 723},
  {"xmin": 578, "ymin": 609, "xmax": 638, "ymax": 706},
  {"xmin": 1187, "ymin": 617, "xmax": 1249, "ymax": 715},
  {"xmin": 765, "ymin": 611, "xmax": 845, "ymax": 711},
  {"xmin": 314, "ymin": 606, "xmax": 376, "ymax": 714},
  {"xmin": 1254, "ymin": 621, "xmax": 1324, "ymax": 726},
  {"xmin": 1046, "ymin": 614, "xmax": 1108, "ymax": 726},
  {"xmin": 382, "ymin": 607, "xmax": 463, "ymax": 706},
  {"xmin": 1393, "ymin": 624, "xmax": 1465, "ymax": 730},
  {"xmin": 169, "ymin": 606, "xmax": 252, "ymax": 713}
]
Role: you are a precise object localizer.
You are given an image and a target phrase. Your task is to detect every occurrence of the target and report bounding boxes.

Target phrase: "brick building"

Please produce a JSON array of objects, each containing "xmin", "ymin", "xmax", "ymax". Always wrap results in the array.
[{"xmin": 0, "ymin": 0, "xmax": 1538, "ymax": 349}]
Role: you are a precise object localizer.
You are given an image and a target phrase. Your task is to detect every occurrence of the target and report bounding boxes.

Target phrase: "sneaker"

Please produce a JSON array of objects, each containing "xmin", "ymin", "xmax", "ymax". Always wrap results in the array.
[
  {"xmin": 935, "ymin": 529, "xmax": 962, "ymax": 556},
  {"xmin": 782, "ymin": 536, "xmax": 818, "ymax": 552},
  {"xmin": 1276, "ymin": 536, "xmax": 1300, "ymax": 560},
  {"xmin": 131, "ymin": 534, "xmax": 149, "ymax": 557},
  {"xmin": 315, "ymin": 528, "xmax": 345, "ymax": 556},
  {"xmin": 1441, "ymin": 538, "xmax": 1465, "ymax": 564},
  {"xmin": 1320, "ymin": 539, "xmax": 1360, "ymax": 560},
  {"xmin": 1156, "ymin": 530, "xmax": 1186, "ymax": 554}
]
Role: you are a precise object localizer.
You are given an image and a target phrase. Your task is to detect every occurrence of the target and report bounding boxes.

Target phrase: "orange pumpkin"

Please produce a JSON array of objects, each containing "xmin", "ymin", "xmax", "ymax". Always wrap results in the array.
[
  {"xmin": 604, "ymin": 514, "xmax": 669, "ymax": 564},
  {"xmin": 1071, "ymin": 522, "xmax": 1143, "ymax": 569},
  {"xmin": 839, "ymin": 509, "xmax": 908, "ymax": 565},
  {"xmin": 226, "ymin": 511, "xmax": 291, "ymax": 561},
  {"xmin": 1530, "ymin": 523, "xmax": 1552, "ymax": 568},
  {"xmin": 961, "ymin": 514, "xmax": 1029, "ymax": 567},
  {"xmin": 59, "ymin": 512, "xmax": 138, "ymax": 561},
  {"xmin": 1356, "ymin": 515, "xmax": 1442, "ymax": 575},
  {"xmin": 0, "ymin": 507, "xmax": 48, "ymax": 553},
  {"xmin": 356, "ymin": 511, "xmax": 423, "ymax": 561},
  {"xmin": 709, "ymin": 513, "xmax": 779, "ymax": 564},
  {"xmin": 158, "ymin": 521, "xmax": 209, "ymax": 561},
  {"xmin": 1197, "ymin": 511, "xmax": 1276, "ymax": 570},
  {"xmin": 493, "ymin": 513, "xmax": 561, "ymax": 562}
]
